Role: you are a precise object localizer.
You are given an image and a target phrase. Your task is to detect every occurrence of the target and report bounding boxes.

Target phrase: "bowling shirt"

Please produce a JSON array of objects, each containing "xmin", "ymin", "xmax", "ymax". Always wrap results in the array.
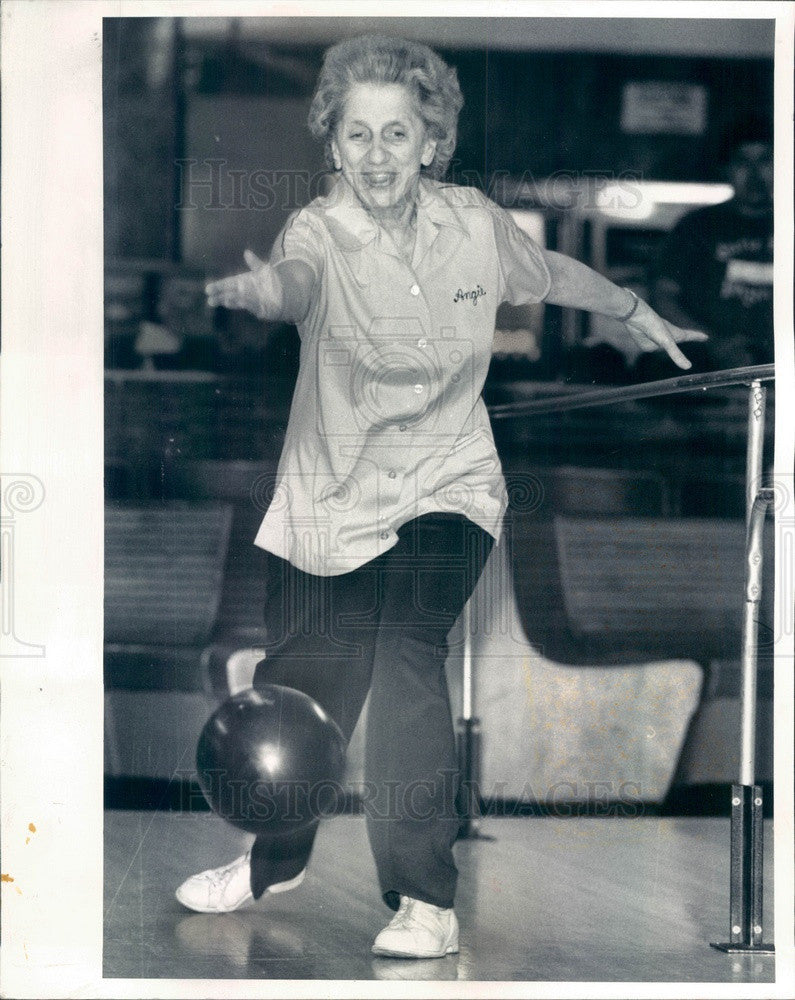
[{"xmin": 253, "ymin": 174, "xmax": 551, "ymax": 575}]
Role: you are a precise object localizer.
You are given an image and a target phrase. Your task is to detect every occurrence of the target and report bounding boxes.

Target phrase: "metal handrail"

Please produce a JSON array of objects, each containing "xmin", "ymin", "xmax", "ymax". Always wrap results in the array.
[
  {"xmin": 474, "ymin": 362, "xmax": 779, "ymax": 951},
  {"xmin": 487, "ymin": 363, "xmax": 775, "ymax": 419}
]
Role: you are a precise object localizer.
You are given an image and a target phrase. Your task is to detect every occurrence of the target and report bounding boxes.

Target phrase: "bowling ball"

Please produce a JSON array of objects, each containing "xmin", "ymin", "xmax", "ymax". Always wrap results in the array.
[{"xmin": 196, "ymin": 685, "xmax": 347, "ymax": 836}]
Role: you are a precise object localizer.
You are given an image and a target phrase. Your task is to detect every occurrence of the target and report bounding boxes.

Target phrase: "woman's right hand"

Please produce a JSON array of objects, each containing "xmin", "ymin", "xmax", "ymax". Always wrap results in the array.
[{"xmin": 205, "ymin": 250, "xmax": 284, "ymax": 321}]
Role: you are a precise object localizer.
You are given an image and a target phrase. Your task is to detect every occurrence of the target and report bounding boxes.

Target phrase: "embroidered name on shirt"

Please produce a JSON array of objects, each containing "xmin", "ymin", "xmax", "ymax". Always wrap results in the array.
[{"xmin": 453, "ymin": 285, "xmax": 486, "ymax": 305}]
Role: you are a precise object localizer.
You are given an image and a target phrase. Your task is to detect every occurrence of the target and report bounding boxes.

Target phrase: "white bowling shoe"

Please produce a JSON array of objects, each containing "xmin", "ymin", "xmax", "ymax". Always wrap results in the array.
[
  {"xmin": 371, "ymin": 896, "xmax": 459, "ymax": 958},
  {"xmin": 175, "ymin": 851, "xmax": 305, "ymax": 913}
]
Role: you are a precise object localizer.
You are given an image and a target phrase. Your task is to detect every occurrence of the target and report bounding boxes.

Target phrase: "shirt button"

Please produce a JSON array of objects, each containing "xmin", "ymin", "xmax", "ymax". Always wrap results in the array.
[
  {"xmin": 414, "ymin": 384, "xmax": 424, "ymax": 394},
  {"xmin": 417, "ymin": 338, "xmax": 427, "ymax": 347},
  {"xmin": 410, "ymin": 284, "xmax": 420, "ymax": 296},
  {"xmin": 399, "ymin": 424, "xmax": 407, "ymax": 432},
  {"xmin": 380, "ymin": 530, "xmax": 389, "ymax": 540},
  {"xmin": 388, "ymin": 470, "xmax": 397, "ymax": 479}
]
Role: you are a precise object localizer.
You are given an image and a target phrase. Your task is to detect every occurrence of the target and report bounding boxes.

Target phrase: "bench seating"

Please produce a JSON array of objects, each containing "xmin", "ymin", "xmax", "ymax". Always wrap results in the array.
[
  {"xmin": 509, "ymin": 513, "xmax": 771, "ymax": 665},
  {"xmin": 105, "ymin": 504, "xmax": 233, "ymax": 648},
  {"xmin": 104, "ymin": 504, "xmax": 233, "ymax": 783}
]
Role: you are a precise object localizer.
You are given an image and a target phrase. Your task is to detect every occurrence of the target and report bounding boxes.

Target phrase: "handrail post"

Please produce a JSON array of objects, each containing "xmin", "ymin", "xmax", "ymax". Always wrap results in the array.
[
  {"xmin": 740, "ymin": 380, "xmax": 767, "ymax": 785},
  {"xmin": 744, "ymin": 381, "xmax": 766, "ymax": 534},
  {"xmin": 462, "ymin": 601, "xmax": 473, "ymax": 722},
  {"xmin": 739, "ymin": 492, "xmax": 770, "ymax": 788},
  {"xmin": 711, "ymin": 380, "xmax": 774, "ymax": 955},
  {"xmin": 456, "ymin": 600, "xmax": 490, "ymax": 840}
]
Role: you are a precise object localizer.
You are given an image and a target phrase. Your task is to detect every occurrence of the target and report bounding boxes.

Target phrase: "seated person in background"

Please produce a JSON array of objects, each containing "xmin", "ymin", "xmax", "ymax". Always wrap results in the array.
[{"xmin": 633, "ymin": 115, "xmax": 773, "ymax": 381}]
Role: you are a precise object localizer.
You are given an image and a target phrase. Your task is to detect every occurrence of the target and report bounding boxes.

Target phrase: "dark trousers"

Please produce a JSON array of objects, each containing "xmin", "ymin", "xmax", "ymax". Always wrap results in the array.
[{"xmin": 250, "ymin": 512, "xmax": 494, "ymax": 910}]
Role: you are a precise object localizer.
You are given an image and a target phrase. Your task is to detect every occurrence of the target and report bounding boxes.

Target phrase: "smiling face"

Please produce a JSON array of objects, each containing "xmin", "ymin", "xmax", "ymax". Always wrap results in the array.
[{"xmin": 331, "ymin": 82, "xmax": 437, "ymax": 218}]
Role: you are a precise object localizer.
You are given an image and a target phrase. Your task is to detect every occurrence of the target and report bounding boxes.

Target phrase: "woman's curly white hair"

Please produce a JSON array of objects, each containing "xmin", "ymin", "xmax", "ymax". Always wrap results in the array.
[{"xmin": 308, "ymin": 34, "xmax": 464, "ymax": 180}]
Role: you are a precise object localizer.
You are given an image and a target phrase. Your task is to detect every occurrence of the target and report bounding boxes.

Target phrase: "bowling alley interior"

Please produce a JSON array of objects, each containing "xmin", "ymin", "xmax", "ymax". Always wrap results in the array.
[{"xmin": 102, "ymin": 16, "xmax": 781, "ymax": 985}]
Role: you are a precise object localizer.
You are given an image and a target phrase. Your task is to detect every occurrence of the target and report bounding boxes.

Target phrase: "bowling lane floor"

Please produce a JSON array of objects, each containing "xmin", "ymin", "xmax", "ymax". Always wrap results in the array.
[{"xmin": 104, "ymin": 810, "xmax": 775, "ymax": 984}]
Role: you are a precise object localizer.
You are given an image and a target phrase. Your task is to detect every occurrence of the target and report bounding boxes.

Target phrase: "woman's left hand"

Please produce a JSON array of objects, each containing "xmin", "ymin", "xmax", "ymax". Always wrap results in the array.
[{"xmin": 624, "ymin": 296, "xmax": 709, "ymax": 369}]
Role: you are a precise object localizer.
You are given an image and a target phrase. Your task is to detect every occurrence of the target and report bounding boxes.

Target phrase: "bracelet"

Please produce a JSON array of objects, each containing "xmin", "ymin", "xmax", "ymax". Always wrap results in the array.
[{"xmin": 616, "ymin": 288, "xmax": 640, "ymax": 323}]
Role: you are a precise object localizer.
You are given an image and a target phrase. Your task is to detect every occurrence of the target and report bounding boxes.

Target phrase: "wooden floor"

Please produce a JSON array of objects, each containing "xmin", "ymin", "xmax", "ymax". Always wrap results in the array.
[{"xmin": 104, "ymin": 810, "xmax": 775, "ymax": 984}]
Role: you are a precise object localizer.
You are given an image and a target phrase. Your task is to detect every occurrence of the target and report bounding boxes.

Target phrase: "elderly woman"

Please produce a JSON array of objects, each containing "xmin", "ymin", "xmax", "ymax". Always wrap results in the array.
[{"xmin": 176, "ymin": 34, "xmax": 705, "ymax": 958}]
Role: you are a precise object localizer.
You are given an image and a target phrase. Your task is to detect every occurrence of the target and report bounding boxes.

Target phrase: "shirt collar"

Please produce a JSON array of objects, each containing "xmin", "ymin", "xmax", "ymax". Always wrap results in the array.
[{"xmin": 322, "ymin": 174, "xmax": 469, "ymax": 253}]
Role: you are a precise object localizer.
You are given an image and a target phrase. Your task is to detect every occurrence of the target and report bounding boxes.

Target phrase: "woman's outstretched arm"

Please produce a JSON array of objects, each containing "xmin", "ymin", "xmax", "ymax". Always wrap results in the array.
[
  {"xmin": 541, "ymin": 249, "xmax": 708, "ymax": 370},
  {"xmin": 205, "ymin": 251, "xmax": 315, "ymax": 325}
]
